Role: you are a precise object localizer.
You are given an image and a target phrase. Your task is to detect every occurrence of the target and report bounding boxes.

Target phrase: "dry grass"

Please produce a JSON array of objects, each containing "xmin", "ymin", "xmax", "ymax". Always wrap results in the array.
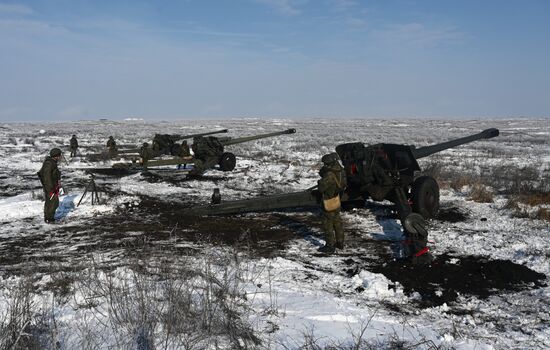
[
  {"xmin": 505, "ymin": 193, "xmax": 550, "ymax": 222},
  {"xmin": 469, "ymin": 184, "xmax": 494, "ymax": 203}
]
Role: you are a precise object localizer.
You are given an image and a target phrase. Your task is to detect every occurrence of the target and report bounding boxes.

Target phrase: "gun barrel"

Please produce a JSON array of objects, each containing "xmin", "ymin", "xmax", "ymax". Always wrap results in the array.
[
  {"xmin": 221, "ymin": 128, "xmax": 296, "ymax": 146},
  {"xmin": 170, "ymin": 129, "xmax": 229, "ymax": 142},
  {"xmin": 412, "ymin": 128, "xmax": 499, "ymax": 159},
  {"xmin": 142, "ymin": 157, "xmax": 194, "ymax": 168},
  {"xmin": 188, "ymin": 189, "xmax": 317, "ymax": 216},
  {"xmin": 117, "ymin": 148, "xmax": 139, "ymax": 154}
]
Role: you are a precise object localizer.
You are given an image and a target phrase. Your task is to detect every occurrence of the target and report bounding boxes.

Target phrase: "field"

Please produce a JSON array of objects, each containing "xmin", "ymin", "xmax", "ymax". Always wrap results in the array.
[{"xmin": 0, "ymin": 118, "xmax": 548, "ymax": 349}]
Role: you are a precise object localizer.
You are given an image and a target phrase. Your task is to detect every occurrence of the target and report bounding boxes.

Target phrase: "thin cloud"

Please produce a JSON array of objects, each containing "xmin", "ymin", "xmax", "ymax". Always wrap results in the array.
[
  {"xmin": 329, "ymin": 0, "xmax": 357, "ymax": 12},
  {"xmin": 253, "ymin": 0, "xmax": 306, "ymax": 16},
  {"xmin": 0, "ymin": 3, "xmax": 34, "ymax": 16},
  {"xmin": 373, "ymin": 22, "xmax": 464, "ymax": 48},
  {"xmin": 0, "ymin": 18, "xmax": 70, "ymax": 36}
]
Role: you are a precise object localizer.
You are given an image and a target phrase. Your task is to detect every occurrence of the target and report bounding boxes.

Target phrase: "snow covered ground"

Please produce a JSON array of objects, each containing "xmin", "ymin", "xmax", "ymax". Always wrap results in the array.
[{"xmin": 0, "ymin": 118, "xmax": 548, "ymax": 349}]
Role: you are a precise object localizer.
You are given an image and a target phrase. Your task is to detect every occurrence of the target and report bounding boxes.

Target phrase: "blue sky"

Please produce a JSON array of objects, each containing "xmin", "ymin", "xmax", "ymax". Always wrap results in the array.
[{"xmin": 1, "ymin": 0, "xmax": 549, "ymax": 121}]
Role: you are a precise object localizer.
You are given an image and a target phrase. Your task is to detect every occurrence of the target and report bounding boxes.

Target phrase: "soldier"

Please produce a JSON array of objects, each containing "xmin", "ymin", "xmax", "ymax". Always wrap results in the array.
[
  {"xmin": 317, "ymin": 153, "xmax": 347, "ymax": 254},
  {"xmin": 38, "ymin": 148, "xmax": 63, "ymax": 223},
  {"xmin": 180, "ymin": 140, "xmax": 191, "ymax": 158},
  {"xmin": 69, "ymin": 135, "xmax": 78, "ymax": 157},
  {"xmin": 106, "ymin": 136, "xmax": 117, "ymax": 158},
  {"xmin": 178, "ymin": 140, "xmax": 191, "ymax": 169},
  {"xmin": 139, "ymin": 142, "xmax": 154, "ymax": 168}
]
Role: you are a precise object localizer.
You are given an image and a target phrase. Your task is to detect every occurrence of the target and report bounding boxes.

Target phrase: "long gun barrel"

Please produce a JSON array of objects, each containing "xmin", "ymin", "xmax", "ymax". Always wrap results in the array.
[
  {"xmin": 411, "ymin": 128, "xmax": 499, "ymax": 159},
  {"xmin": 221, "ymin": 128, "xmax": 296, "ymax": 146},
  {"xmin": 168, "ymin": 129, "xmax": 229, "ymax": 142},
  {"xmin": 189, "ymin": 189, "xmax": 318, "ymax": 216}
]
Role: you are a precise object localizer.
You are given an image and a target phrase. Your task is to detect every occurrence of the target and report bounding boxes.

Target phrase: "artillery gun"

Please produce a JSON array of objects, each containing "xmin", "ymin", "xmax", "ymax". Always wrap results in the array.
[
  {"xmin": 89, "ymin": 128, "xmax": 297, "ymax": 176},
  {"xmin": 189, "ymin": 128, "xmax": 499, "ymax": 240},
  {"xmin": 188, "ymin": 128, "xmax": 296, "ymax": 175},
  {"xmin": 151, "ymin": 129, "xmax": 229, "ymax": 156},
  {"xmin": 85, "ymin": 129, "xmax": 229, "ymax": 160}
]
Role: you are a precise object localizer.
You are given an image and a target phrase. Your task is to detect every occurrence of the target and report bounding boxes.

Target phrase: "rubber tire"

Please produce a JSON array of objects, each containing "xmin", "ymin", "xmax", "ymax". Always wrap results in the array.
[
  {"xmin": 219, "ymin": 152, "xmax": 236, "ymax": 171},
  {"xmin": 411, "ymin": 176, "xmax": 440, "ymax": 219}
]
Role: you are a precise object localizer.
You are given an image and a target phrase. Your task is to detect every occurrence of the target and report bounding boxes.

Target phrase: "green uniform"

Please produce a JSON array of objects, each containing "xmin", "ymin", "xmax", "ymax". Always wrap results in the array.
[
  {"xmin": 69, "ymin": 136, "xmax": 78, "ymax": 157},
  {"xmin": 139, "ymin": 144, "xmax": 154, "ymax": 168},
  {"xmin": 180, "ymin": 142, "xmax": 190, "ymax": 157},
  {"xmin": 318, "ymin": 162, "xmax": 347, "ymax": 249},
  {"xmin": 38, "ymin": 156, "xmax": 61, "ymax": 222},
  {"xmin": 107, "ymin": 138, "xmax": 117, "ymax": 158}
]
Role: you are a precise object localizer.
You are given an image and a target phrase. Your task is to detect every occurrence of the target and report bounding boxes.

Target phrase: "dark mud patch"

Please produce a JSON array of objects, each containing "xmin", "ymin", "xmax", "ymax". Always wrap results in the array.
[
  {"xmin": 372, "ymin": 254, "xmax": 547, "ymax": 307},
  {"xmin": 436, "ymin": 206, "xmax": 469, "ymax": 223}
]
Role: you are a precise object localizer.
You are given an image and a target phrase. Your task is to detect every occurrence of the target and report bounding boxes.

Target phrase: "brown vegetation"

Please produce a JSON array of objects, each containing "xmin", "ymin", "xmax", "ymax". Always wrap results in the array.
[{"xmin": 505, "ymin": 193, "xmax": 550, "ymax": 222}]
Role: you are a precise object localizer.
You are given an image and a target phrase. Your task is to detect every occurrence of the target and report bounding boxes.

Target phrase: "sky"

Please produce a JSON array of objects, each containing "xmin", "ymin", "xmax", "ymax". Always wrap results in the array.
[{"xmin": 1, "ymin": 0, "xmax": 549, "ymax": 121}]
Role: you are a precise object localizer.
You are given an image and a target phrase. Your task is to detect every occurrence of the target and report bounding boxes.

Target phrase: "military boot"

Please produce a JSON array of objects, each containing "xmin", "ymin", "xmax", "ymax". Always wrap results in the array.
[{"xmin": 318, "ymin": 245, "xmax": 335, "ymax": 254}]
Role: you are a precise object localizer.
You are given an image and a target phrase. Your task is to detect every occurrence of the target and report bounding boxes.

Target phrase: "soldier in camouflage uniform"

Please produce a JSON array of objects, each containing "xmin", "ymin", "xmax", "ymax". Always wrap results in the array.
[
  {"xmin": 106, "ymin": 136, "xmax": 117, "ymax": 158},
  {"xmin": 38, "ymin": 148, "xmax": 63, "ymax": 223},
  {"xmin": 139, "ymin": 142, "xmax": 154, "ymax": 168},
  {"xmin": 180, "ymin": 140, "xmax": 191, "ymax": 158},
  {"xmin": 317, "ymin": 153, "xmax": 347, "ymax": 254},
  {"xmin": 69, "ymin": 135, "xmax": 78, "ymax": 157},
  {"xmin": 178, "ymin": 140, "xmax": 191, "ymax": 169}
]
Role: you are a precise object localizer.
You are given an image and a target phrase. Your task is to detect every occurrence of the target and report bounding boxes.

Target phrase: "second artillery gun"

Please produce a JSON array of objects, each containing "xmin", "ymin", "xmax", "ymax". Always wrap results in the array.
[
  {"xmin": 117, "ymin": 129, "xmax": 230, "ymax": 157},
  {"xmin": 189, "ymin": 128, "xmax": 500, "ymax": 246},
  {"xmin": 85, "ymin": 129, "xmax": 229, "ymax": 161},
  {"xmin": 105, "ymin": 128, "xmax": 297, "ymax": 176}
]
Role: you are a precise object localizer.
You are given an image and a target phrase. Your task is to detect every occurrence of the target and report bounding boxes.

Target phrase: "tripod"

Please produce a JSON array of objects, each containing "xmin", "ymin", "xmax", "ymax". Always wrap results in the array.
[{"xmin": 77, "ymin": 175, "xmax": 101, "ymax": 206}]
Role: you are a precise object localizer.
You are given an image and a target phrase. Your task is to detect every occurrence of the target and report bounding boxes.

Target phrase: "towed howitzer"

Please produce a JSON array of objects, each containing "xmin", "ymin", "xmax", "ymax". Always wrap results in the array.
[
  {"xmin": 102, "ymin": 128, "xmax": 297, "ymax": 175},
  {"xmin": 188, "ymin": 128, "xmax": 296, "ymax": 175},
  {"xmin": 151, "ymin": 129, "xmax": 229, "ymax": 156},
  {"xmin": 114, "ymin": 129, "xmax": 229, "ymax": 156},
  {"xmin": 189, "ymin": 128, "xmax": 499, "ymax": 237},
  {"xmin": 85, "ymin": 129, "xmax": 228, "ymax": 161}
]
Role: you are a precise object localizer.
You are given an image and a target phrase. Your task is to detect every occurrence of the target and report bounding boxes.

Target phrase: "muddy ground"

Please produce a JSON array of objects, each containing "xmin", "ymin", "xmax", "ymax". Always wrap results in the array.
[{"xmin": 1, "ymin": 191, "xmax": 544, "ymax": 308}]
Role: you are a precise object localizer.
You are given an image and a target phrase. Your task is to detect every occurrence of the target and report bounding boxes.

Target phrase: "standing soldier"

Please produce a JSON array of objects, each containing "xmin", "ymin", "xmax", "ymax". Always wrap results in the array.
[
  {"xmin": 139, "ymin": 142, "xmax": 153, "ymax": 168},
  {"xmin": 180, "ymin": 140, "xmax": 191, "ymax": 158},
  {"xmin": 178, "ymin": 140, "xmax": 191, "ymax": 169},
  {"xmin": 106, "ymin": 136, "xmax": 117, "ymax": 158},
  {"xmin": 69, "ymin": 135, "xmax": 78, "ymax": 157},
  {"xmin": 38, "ymin": 148, "xmax": 63, "ymax": 223},
  {"xmin": 317, "ymin": 153, "xmax": 347, "ymax": 254}
]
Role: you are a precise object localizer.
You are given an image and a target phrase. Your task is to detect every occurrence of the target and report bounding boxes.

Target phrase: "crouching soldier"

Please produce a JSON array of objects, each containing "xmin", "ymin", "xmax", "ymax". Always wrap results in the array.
[
  {"xmin": 318, "ymin": 153, "xmax": 347, "ymax": 254},
  {"xmin": 38, "ymin": 148, "xmax": 63, "ymax": 223}
]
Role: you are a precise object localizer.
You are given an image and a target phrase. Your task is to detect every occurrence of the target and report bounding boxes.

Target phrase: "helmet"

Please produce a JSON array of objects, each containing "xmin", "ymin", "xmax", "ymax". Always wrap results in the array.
[
  {"xmin": 72, "ymin": 134, "xmax": 76, "ymax": 138},
  {"xmin": 50, "ymin": 148, "xmax": 62, "ymax": 157},
  {"xmin": 109, "ymin": 135, "xmax": 114, "ymax": 139},
  {"xmin": 321, "ymin": 152, "xmax": 340, "ymax": 165},
  {"xmin": 143, "ymin": 142, "xmax": 149, "ymax": 147}
]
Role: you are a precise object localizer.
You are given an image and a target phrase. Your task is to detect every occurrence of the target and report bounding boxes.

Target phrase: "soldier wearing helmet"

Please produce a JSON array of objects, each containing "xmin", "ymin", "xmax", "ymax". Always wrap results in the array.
[
  {"xmin": 317, "ymin": 152, "xmax": 347, "ymax": 254},
  {"xmin": 106, "ymin": 136, "xmax": 117, "ymax": 158},
  {"xmin": 37, "ymin": 148, "xmax": 63, "ymax": 223}
]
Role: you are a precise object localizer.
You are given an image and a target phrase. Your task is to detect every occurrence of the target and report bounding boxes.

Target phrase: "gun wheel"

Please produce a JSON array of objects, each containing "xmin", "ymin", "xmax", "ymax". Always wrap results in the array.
[
  {"xmin": 219, "ymin": 152, "xmax": 236, "ymax": 171},
  {"xmin": 411, "ymin": 176, "xmax": 440, "ymax": 219}
]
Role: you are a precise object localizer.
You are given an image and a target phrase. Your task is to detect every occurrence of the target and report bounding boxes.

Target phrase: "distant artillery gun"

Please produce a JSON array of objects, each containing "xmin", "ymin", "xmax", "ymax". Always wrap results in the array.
[
  {"xmin": 89, "ymin": 128, "xmax": 297, "ymax": 176},
  {"xmin": 85, "ymin": 129, "xmax": 229, "ymax": 161},
  {"xmin": 189, "ymin": 129, "xmax": 500, "ymax": 238},
  {"xmin": 188, "ymin": 128, "xmax": 297, "ymax": 175}
]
